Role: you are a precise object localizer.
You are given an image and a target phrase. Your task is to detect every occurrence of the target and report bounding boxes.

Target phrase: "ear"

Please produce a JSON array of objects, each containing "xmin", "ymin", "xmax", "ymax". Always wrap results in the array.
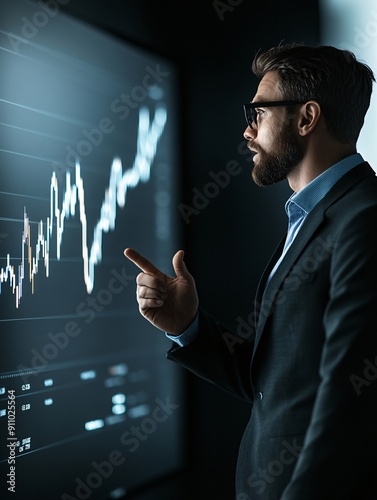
[{"xmin": 297, "ymin": 100, "xmax": 321, "ymax": 137}]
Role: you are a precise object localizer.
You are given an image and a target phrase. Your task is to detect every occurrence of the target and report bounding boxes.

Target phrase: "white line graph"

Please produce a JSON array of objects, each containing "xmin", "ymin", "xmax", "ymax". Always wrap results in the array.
[{"xmin": 0, "ymin": 106, "xmax": 167, "ymax": 307}]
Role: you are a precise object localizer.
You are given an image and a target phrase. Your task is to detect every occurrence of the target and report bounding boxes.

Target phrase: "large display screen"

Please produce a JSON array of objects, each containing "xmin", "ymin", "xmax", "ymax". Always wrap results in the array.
[{"xmin": 0, "ymin": 1, "xmax": 184, "ymax": 499}]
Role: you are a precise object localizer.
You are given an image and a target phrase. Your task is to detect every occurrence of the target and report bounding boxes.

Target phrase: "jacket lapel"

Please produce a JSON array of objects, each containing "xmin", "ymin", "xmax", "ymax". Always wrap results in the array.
[
  {"xmin": 255, "ymin": 209, "xmax": 325, "ymax": 337},
  {"xmin": 254, "ymin": 233, "xmax": 286, "ymax": 321},
  {"xmin": 252, "ymin": 161, "xmax": 375, "ymax": 352}
]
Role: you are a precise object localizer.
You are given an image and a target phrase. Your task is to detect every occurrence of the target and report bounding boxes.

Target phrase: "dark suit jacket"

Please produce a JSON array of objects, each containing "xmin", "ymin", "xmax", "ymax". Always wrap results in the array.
[{"xmin": 167, "ymin": 161, "xmax": 377, "ymax": 499}]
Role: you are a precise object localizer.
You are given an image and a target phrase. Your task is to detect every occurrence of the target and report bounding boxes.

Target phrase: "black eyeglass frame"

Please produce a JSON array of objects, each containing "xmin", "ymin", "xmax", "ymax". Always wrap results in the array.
[{"xmin": 243, "ymin": 100, "xmax": 307, "ymax": 128}]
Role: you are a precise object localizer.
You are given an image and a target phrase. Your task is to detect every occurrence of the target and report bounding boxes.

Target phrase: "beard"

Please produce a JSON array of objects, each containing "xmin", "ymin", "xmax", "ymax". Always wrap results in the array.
[{"xmin": 251, "ymin": 125, "xmax": 304, "ymax": 187}]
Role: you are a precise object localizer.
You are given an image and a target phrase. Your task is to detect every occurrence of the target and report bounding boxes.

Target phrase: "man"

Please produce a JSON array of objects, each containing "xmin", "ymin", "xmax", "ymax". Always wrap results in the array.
[{"xmin": 124, "ymin": 43, "xmax": 377, "ymax": 499}]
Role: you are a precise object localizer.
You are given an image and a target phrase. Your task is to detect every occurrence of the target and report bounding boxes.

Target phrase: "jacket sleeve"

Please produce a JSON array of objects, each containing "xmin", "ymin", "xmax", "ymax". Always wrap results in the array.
[
  {"xmin": 281, "ymin": 204, "xmax": 377, "ymax": 499},
  {"xmin": 167, "ymin": 308, "xmax": 254, "ymax": 402}
]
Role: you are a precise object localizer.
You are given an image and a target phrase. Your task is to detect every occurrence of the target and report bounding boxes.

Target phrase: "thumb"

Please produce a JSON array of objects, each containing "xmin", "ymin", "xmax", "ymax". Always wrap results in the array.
[{"xmin": 172, "ymin": 250, "xmax": 192, "ymax": 281}]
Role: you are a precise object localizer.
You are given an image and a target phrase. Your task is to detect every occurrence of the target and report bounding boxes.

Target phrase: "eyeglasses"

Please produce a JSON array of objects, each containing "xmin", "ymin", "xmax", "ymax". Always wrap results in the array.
[{"xmin": 243, "ymin": 100, "xmax": 307, "ymax": 129}]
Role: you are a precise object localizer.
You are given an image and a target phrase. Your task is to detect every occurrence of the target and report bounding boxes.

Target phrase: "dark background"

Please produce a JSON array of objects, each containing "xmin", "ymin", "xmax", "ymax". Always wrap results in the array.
[{"xmin": 45, "ymin": 1, "xmax": 319, "ymax": 498}]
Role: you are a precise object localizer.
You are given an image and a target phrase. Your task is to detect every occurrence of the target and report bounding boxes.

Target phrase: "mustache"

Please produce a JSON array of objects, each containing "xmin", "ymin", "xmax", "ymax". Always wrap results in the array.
[{"xmin": 247, "ymin": 140, "xmax": 261, "ymax": 154}]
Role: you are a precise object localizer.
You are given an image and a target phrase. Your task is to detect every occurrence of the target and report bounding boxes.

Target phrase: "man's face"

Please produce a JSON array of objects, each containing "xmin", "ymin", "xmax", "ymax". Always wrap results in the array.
[{"xmin": 245, "ymin": 71, "xmax": 304, "ymax": 187}]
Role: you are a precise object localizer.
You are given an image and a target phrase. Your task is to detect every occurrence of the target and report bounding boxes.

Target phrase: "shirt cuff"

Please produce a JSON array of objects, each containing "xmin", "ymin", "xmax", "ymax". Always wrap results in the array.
[{"xmin": 165, "ymin": 312, "xmax": 199, "ymax": 347}]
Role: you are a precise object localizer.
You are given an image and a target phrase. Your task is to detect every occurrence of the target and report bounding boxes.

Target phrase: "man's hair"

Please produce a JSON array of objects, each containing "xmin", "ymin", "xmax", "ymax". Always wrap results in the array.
[{"xmin": 252, "ymin": 43, "xmax": 375, "ymax": 144}]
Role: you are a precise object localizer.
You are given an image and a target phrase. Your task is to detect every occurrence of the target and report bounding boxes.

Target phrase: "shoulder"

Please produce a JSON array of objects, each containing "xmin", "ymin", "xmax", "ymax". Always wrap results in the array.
[{"xmin": 326, "ymin": 162, "xmax": 377, "ymax": 218}]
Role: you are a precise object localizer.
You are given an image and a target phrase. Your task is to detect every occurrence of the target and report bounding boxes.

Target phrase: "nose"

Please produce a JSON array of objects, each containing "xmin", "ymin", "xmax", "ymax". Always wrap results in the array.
[{"xmin": 243, "ymin": 125, "xmax": 257, "ymax": 141}]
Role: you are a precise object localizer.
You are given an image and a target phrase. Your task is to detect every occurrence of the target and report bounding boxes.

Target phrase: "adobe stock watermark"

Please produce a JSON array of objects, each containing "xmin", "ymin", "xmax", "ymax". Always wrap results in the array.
[
  {"xmin": 178, "ymin": 139, "xmax": 253, "ymax": 224},
  {"xmin": 212, "ymin": 0, "xmax": 244, "ymax": 22},
  {"xmin": 16, "ymin": 267, "xmax": 134, "ymax": 382},
  {"xmin": 7, "ymin": 0, "xmax": 71, "ymax": 54},
  {"xmin": 119, "ymin": 396, "xmax": 180, "ymax": 453},
  {"xmin": 61, "ymin": 449, "xmax": 125, "ymax": 500},
  {"xmin": 61, "ymin": 397, "xmax": 179, "ymax": 500},
  {"xmin": 349, "ymin": 355, "xmax": 377, "ymax": 395},
  {"xmin": 222, "ymin": 234, "xmax": 339, "ymax": 354},
  {"xmin": 236, "ymin": 438, "xmax": 303, "ymax": 498},
  {"xmin": 59, "ymin": 65, "xmax": 169, "ymax": 172},
  {"xmin": 338, "ymin": 10, "xmax": 377, "ymax": 54}
]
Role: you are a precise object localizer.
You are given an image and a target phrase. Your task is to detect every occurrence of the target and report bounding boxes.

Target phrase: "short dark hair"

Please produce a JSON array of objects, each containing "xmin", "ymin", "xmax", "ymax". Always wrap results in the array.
[{"xmin": 252, "ymin": 43, "xmax": 375, "ymax": 144}]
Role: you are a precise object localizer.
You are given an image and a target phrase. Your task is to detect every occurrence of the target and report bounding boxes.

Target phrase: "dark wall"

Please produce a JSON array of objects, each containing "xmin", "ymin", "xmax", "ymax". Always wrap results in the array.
[{"xmin": 55, "ymin": 1, "xmax": 320, "ymax": 498}]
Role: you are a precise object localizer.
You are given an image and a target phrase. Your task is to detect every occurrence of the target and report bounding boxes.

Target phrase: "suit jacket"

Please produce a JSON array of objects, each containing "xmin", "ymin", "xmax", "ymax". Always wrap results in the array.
[{"xmin": 167, "ymin": 161, "xmax": 377, "ymax": 499}]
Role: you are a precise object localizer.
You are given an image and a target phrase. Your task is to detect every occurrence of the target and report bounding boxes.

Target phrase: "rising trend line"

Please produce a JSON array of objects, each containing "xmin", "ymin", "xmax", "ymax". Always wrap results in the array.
[{"xmin": 0, "ymin": 106, "xmax": 167, "ymax": 307}]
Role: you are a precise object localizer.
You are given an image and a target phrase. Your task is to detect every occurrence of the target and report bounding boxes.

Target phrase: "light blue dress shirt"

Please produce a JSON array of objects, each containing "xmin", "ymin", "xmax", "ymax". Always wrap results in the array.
[{"xmin": 167, "ymin": 153, "xmax": 364, "ymax": 347}]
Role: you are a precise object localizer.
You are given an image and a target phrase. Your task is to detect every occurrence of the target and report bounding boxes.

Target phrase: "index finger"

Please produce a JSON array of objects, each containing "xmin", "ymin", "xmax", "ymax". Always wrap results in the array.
[{"xmin": 124, "ymin": 247, "xmax": 165, "ymax": 278}]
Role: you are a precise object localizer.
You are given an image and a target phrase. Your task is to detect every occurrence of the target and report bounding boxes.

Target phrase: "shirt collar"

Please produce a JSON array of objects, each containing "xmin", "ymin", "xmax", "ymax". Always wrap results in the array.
[{"xmin": 285, "ymin": 153, "xmax": 364, "ymax": 217}]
